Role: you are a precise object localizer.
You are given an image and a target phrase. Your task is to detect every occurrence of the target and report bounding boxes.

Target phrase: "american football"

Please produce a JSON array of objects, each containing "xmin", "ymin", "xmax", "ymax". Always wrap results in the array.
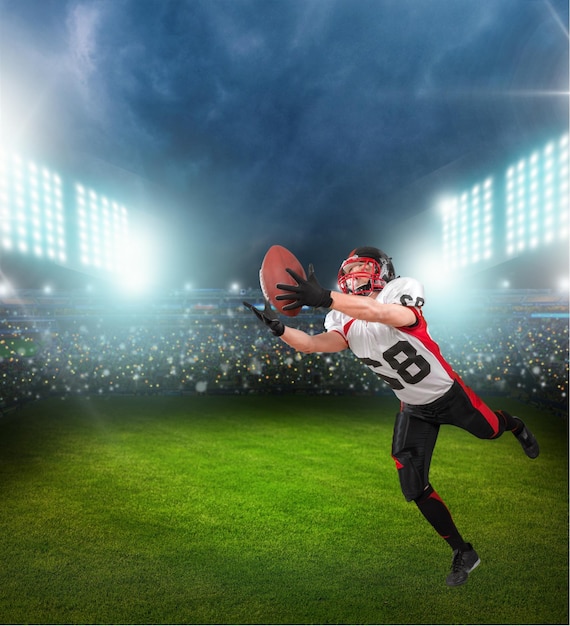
[{"xmin": 259, "ymin": 245, "xmax": 306, "ymax": 317}]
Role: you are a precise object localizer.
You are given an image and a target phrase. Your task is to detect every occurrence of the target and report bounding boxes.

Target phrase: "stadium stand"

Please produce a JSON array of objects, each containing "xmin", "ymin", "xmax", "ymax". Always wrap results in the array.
[{"xmin": 0, "ymin": 288, "xmax": 567, "ymax": 417}]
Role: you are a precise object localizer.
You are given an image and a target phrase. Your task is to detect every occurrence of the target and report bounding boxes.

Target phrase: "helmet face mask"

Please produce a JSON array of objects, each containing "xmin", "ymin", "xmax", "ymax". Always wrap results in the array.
[{"xmin": 337, "ymin": 247, "xmax": 395, "ymax": 295}]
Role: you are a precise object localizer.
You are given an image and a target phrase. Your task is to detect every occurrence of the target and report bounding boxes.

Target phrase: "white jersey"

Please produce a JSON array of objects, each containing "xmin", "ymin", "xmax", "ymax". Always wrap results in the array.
[{"xmin": 325, "ymin": 277, "xmax": 455, "ymax": 405}]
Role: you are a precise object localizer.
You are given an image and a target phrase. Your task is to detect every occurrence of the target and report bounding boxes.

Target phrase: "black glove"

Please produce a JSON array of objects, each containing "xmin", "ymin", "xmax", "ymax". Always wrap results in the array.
[
  {"xmin": 243, "ymin": 299, "xmax": 285, "ymax": 337},
  {"xmin": 275, "ymin": 264, "xmax": 333, "ymax": 311}
]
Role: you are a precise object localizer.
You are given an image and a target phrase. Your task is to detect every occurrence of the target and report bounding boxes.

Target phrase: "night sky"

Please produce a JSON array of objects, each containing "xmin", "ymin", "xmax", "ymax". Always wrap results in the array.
[{"xmin": 1, "ymin": 0, "xmax": 568, "ymax": 291}]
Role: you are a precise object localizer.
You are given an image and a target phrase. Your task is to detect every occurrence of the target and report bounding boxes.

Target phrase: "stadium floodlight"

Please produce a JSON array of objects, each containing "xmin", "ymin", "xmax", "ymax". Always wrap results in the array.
[
  {"xmin": 440, "ymin": 131, "xmax": 568, "ymax": 268},
  {"xmin": 505, "ymin": 133, "xmax": 569, "ymax": 256},
  {"xmin": 440, "ymin": 179, "xmax": 494, "ymax": 270},
  {"xmin": 75, "ymin": 184, "xmax": 129, "ymax": 274},
  {"xmin": 0, "ymin": 152, "xmax": 67, "ymax": 263},
  {"xmin": 440, "ymin": 197, "xmax": 458, "ymax": 266}
]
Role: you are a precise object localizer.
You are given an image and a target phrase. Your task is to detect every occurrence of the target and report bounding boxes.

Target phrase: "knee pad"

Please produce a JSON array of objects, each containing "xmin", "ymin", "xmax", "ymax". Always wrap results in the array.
[{"xmin": 392, "ymin": 451, "xmax": 426, "ymax": 502}]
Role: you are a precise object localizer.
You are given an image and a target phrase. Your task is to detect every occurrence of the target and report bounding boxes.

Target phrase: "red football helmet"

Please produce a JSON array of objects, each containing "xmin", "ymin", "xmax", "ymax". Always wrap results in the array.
[{"xmin": 337, "ymin": 246, "xmax": 396, "ymax": 295}]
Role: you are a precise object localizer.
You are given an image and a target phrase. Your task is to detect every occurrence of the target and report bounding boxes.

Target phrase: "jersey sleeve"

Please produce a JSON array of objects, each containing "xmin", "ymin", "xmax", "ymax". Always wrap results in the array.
[{"xmin": 324, "ymin": 309, "xmax": 347, "ymax": 338}]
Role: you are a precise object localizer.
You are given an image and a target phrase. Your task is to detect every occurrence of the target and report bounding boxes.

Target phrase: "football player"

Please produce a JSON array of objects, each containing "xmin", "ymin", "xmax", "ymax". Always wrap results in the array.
[{"xmin": 243, "ymin": 246, "xmax": 539, "ymax": 587}]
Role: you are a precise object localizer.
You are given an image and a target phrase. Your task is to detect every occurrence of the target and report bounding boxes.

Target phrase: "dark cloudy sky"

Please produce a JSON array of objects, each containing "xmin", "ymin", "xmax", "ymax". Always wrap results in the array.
[{"xmin": 0, "ymin": 0, "xmax": 568, "ymax": 290}]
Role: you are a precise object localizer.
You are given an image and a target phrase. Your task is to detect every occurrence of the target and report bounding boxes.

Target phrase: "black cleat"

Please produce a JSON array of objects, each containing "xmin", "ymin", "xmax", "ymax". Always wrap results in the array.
[
  {"xmin": 514, "ymin": 418, "xmax": 540, "ymax": 459},
  {"xmin": 446, "ymin": 543, "xmax": 481, "ymax": 587}
]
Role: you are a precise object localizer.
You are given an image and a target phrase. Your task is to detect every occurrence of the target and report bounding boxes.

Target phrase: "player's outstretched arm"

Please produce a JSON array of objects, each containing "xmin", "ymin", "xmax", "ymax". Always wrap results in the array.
[
  {"xmin": 329, "ymin": 291, "xmax": 417, "ymax": 327},
  {"xmin": 243, "ymin": 300, "xmax": 347, "ymax": 353},
  {"xmin": 280, "ymin": 326, "xmax": 348, "ymax": 354}
]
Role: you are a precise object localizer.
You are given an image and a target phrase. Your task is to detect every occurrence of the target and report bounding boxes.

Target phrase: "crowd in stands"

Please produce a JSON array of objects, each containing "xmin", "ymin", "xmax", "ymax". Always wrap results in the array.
[{"xmin": 0, "ymin": 288, "xmax": 568, "ymax": 416}]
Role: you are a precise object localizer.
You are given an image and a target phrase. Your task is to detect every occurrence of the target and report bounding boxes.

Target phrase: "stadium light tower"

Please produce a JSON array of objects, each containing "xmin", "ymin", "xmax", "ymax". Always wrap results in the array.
[
  {"xmin": 440, "ymin": 178, "xmax": 494, "ymax": 270},
  {"xmin": 0, "ymin": 152, "xmax": 67, "ymax": 263},
  {"xmin": 75, "ymin": 183, "xmax": 159, "ymax": 293},
  {"xmin": 505, "ymin": 134, "xmax": 569, "ymax": 256},
  {"xmin": 75, "ymin": 183, "xmax": 128, "ymax": 273},
  {"xmin": 0, "ymin": 146, "xmax": 160, "ymax": 292},
  {"xmin": 439, "ymin": 132, "xmax": 569, "ymax": 281}
]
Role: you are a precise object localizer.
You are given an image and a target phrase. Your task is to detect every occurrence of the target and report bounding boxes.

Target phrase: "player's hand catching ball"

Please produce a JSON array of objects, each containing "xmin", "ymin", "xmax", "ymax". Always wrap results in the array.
[
  {"xmin": 243, "ymin": 299, "xmax": 285, "ymax": 337},
  {"xmin": 276, "ymin": 264, "xmax": 333, "ymax": 311}
]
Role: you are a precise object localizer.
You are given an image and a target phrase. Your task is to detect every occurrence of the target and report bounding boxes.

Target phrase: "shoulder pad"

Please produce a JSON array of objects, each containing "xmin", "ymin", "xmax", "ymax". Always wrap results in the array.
[{"xmin": 380, "ymin": 277, "xmax": 425, "ymax": 307}]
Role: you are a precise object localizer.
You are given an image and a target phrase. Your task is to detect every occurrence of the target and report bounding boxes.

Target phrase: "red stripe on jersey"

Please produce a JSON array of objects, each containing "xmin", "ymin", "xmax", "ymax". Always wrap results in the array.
[
  {"xmin": 398, "ymin": 308, "xmax": 500, "ymax": 436},
  {"xmin": 343, "ymin": 318, "xmax": 356, "ymax": 337}
]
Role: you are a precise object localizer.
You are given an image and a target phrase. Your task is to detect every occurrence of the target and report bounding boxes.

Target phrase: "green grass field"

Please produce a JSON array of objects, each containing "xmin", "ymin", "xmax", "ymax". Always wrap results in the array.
[{"xmin": 0, "ymin": 395, "xmax": 567, "ymax": 625}]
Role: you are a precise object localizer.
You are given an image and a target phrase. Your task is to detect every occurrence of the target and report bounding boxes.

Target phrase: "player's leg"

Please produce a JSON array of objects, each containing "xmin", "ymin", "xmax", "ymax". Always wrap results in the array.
[
  {"xmin": 391, "ymin": 408, "xmax": 468, "ymax": 550},
  {"xmin": 391, "ymin": 408, "xmax": 479, "ymax": 585},
  {"xmin": 496, "ymin": 409, "xmax": 540, "ymax": 458},
  {"xmin": 445, "ymin": 379, "xmax": 539, "ymax": 458}
]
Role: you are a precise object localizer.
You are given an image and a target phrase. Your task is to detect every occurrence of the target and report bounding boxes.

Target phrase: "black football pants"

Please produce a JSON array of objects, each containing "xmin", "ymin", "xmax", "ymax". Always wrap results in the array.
[{"xmin": 391, "ymin": 379, "xmax": 504, "ymax": 500}]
